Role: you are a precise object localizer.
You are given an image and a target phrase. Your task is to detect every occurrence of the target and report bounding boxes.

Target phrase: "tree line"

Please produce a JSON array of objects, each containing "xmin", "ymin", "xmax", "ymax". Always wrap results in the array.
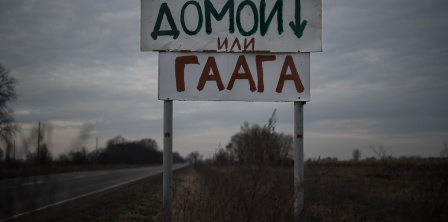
[
  {"xmin": 0, "ymin": 134, "xmax": 185, "ymax": 166},
  {"xmin": 0, "ymin": 63, "xmax": 185, "ymax": 166},
  {"xmin": 56, "ymin": 136, "xmax": 185, "ymax": 165}
]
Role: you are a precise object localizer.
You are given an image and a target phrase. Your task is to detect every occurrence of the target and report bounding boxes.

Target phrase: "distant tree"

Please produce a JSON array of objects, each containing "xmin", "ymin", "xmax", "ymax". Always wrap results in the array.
[
  {"xmin": 214, "ymin": 143, "xmax": 232, "ymax": 165},
  {"xmin": 173, "ymin": 152, "xmax": 185, "ymax": 163},
  {"xmin": 0, "ymin": 63, "xmax": 19, "ymax": 164},
  {"xmin": 138, "ymin": 138, "xmax": 159, "ymax": 151},
  {"xmin": 321, "ymin": 157, "xmax": 338, "ymax": 162},
  {"xmin": 38, "ymin": 144, "xmax": 53, "ymax": 164},
  {"xmin": 4, "ymin": 138, "xmax": 13, "ymax": 163},
  {"xmin": 58, "ymin": 153, "xmax": 71, "ymax": 164},
  {"xmin": 69, "ymin": 147, "xmax": 89, "ymax": 165},
  {"xmin": 26, "ymin": 152, "xmax": 35, "ymax": 162},
  {"xmin": 440, "ymin": 142, "xmax": 448, "ymax": 158},
  {"xmin": 25, "ymin": 144, "xmax": 53, "ymax": 164},
  {"xmin": 99, "ymin": 136, "xmax": 162, "ymax": 165},
  {"xmin": 188, "ymin": 151, "xmax": 201, "ymax": 164},
  {"xmin": 408, "ymin": 155, "xmax": 421, "ymax": 159},
  {"xmin": 87, "ymin": 148, "xmax": 103, "ymax": 164},
  {"xmin": 0, "ymin": 148, "xmax": 3, "ymax": 160},
  {"xmin": 369, "ymin": 144, "xmax": 392, "ymax": 160},
  {"xmin": 106, "ymin": 135, "xmax": 127, "ymax": 147},
  {"xmin": 352, "ymin": 149, "xmax": 361, "ymax": 161}
]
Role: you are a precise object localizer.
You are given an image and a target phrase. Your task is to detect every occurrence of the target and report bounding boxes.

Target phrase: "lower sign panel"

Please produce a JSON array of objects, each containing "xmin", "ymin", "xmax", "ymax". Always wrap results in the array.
[{"xmin": 158, "ymin": 52, "xmax": 310, "ymax": 102}]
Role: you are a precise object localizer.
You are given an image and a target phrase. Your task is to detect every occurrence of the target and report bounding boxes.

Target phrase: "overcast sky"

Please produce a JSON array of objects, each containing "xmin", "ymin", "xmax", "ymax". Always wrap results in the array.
[{"xmin": 1, "ymin": 0, "xmax": 447, "ymax": 160}]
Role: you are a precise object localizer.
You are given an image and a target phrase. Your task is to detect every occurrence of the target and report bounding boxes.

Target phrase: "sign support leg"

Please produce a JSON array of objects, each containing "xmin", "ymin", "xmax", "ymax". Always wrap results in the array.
[
  {"xmin": 163, "ymin": 100, "xmax": 173, "ymax": 222},
  {"xmin": 294, "ymin": 101, "xmax": 305, "ymax": 221}
]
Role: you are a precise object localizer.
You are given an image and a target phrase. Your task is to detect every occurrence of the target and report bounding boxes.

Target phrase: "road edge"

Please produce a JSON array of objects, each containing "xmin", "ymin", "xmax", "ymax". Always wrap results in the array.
[{"xmin": 2, "ymin": 164, "xmax": 189, "ymax": 222}]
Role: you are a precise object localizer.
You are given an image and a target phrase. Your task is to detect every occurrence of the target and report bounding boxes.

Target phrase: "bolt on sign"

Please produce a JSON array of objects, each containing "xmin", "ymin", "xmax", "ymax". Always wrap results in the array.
[
  {"xmin": 158, "ymin": 52, "xmax": 310, "ymax": 101},
  {"xmin": 141, "ymin": 0, "xmax": 322, "ymax": 52}
]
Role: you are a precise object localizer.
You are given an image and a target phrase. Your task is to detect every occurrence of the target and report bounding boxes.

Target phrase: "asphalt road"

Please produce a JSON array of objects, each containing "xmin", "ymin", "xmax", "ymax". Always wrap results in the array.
[{"xmin": 0, "ymin": 163, "xmax": 188, "ymax": 220}]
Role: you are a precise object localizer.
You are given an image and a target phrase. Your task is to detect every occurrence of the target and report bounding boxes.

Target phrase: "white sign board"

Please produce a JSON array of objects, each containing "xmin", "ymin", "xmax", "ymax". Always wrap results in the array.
[
  {"xmin": 141, "ymin": 0, "xmax": 322, "ymax": 52},
  {"xmin": 158, "ymin": 52, "xmax": 310, "ymax": 101}
]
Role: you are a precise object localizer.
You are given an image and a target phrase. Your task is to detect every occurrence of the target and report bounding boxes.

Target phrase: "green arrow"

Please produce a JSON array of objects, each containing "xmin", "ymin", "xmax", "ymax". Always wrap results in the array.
[{"xmin": 289, "ymin": 0, "xmax": 307, "ymax": 38}]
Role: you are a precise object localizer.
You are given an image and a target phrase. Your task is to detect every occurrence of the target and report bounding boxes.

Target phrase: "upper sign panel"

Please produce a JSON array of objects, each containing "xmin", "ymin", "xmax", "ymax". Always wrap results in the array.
[{"xmin": 141, "ymin": 0, "xmax": 322, "ymax": 52}]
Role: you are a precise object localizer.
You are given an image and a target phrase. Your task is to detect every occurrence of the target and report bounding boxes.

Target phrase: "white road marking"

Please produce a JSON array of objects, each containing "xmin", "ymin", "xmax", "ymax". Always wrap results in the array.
[
  {"xmin": 22, "ymin": 181, "xmax": 44, "ymax": 186},
  {"xmin": 3, "ymin": 164, "xmax": 189, "ymax": 221}
]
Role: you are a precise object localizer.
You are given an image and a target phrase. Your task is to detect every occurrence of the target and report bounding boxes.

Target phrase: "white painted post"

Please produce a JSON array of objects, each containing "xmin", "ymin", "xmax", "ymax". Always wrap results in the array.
[
  {"xmin": 163, "ymin": 100, "xmax": 173, "ymax": 222},
  {"xmin": 294, "ymin": 101, "xmax": 305, "ymax": 221}
]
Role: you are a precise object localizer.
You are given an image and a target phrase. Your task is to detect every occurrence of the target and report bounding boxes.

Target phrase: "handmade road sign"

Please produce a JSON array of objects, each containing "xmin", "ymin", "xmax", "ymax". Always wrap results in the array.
[
  {"xmin": 141, "ymin": 0, "xmax": 322, "ymax": 52},
  {"xmin": 158, "ymin": 52, "xmax": 310, "ymax": 101}
]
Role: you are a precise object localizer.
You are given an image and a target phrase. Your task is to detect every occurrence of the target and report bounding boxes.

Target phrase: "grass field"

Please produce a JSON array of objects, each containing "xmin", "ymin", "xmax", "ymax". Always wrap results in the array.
[
  {"xmin": 13, "ymin": 159, "xmax": 448, "ymax": 221},
  {"xmin": 169, "ymin": 159, "xmax": 448, "ymax": 222}
]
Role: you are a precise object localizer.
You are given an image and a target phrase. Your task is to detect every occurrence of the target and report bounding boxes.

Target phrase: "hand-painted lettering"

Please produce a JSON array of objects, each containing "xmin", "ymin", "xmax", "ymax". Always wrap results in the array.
[
  {"xmin": 236, "ymin": 0, "xmax": 259, "ymax": 36},
  {"xmin": 150, "ymin": 0, "xmax": 307, "ymax": 41},
  {"xmin": 197, "ymin": 57, "xmax": 225, "ymax": 91},
  {"xmin": 218, "ymin": 37, "xmax": 254, "ymax": 51},
  {"xmin": 276, "ymin": 55, "xmax": 304, "ymax": 93},
  {"xmin": 173, "ymin": 54, "xmax": 305, "ymax": 94},
  {"xmin": 217, "ymin": 37, "xmax": 228, "ymax": 50},
  {"xmin": 205, "ymin": 0, "xmax": 234, "ymax": 34},
  {"xmin": 227, "ymin": 55, "xmax": 256, "ymax": 92},
  {"xmin": 230, "ymin": 38, "xmax": 241, "ymax": 51},
  {"xmin": 175, "ymin": 56, "xmax": 200, "ymax": 91},
  {"xmin": 289, "ymin": 0, "xmax": 307, "ymax": 38},
  {"xmin": 181, "ymin": 1, "xmax": 203, "ymax": 35},
  {"xmin": 151, "ymin": 3, "xmax": 179, "ymax": 40},
  {"xmin": 260, "ymin": 0, "xmax": 283, "ymax": 36},
  {"xmin": 244, "ymin": 38, "xmax": 255, "ymax": 51},
  {"xmin": 255, "ymin": 55, "xmax": 276, "ymax": 92}
]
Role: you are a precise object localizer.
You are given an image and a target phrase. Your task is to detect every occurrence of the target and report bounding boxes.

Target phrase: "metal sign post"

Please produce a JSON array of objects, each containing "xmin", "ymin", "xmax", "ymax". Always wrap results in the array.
[
  {"xmin": 294, "ymin": 101, "xmax": 305, "ymax": 221},
  {"xmin": 163, "ymin": 100, "xmax": 173, "ymax": 222}
]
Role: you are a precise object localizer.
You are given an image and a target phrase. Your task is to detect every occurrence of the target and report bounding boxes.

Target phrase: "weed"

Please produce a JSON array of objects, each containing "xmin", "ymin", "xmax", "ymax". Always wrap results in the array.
[{"xmin": 170, "ymin": 159, "xmax": 448, "ymax": 222}]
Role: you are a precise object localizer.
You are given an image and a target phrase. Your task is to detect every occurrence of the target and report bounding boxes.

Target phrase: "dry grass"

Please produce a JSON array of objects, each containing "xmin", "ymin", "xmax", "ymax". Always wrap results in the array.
[
  {"xmin": 52, "ymin": 159, "xmax": 448, "ymax": 221},
  {"xmin": 170, "ymin": 165, "xmax": 293, "ymax": 222},
  {"xmin": 170, "ymin": 159, "xmax": 448, "ymax": 222}
]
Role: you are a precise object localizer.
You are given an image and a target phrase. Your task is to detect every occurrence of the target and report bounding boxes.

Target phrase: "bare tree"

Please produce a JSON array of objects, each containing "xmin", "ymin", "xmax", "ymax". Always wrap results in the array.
[
  {"xmin": 352, "ymin": 149, "xmax": 361, "ymax": 161},
  {"xmin": 214, "ymin": 142, "xmax": 232, "ymax": 165},
  {"xmin": 106, "ymin": 135, "xmax": 127, "ymax": 148},
  {"xmin": 369, "ymin": 144, "xmax": 392, "ymax": 160},
  {"xmin": 226, "ymin": 109, "xmax": 293, "ymax": 166},
  {"xmin": 188, "ymin": 151, "xmax": 201, "ymax": 164},
  {"xmin": 0, "ymin": 63, "xmax": 19, "ymax": 163},
  {"xmin": 440, "ymin": 142, "xmax": 448, "ymax": 158},
  {"xmin": 369, "ymin": 144, "xmax": 397, "ymax": 177}
]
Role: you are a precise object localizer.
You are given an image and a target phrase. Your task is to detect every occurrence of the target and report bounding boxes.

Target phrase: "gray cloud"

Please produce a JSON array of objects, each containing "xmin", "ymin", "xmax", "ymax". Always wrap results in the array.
[{"xmin": 1, "ymin": 0, "xmax": 447, "ymax": 159}]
